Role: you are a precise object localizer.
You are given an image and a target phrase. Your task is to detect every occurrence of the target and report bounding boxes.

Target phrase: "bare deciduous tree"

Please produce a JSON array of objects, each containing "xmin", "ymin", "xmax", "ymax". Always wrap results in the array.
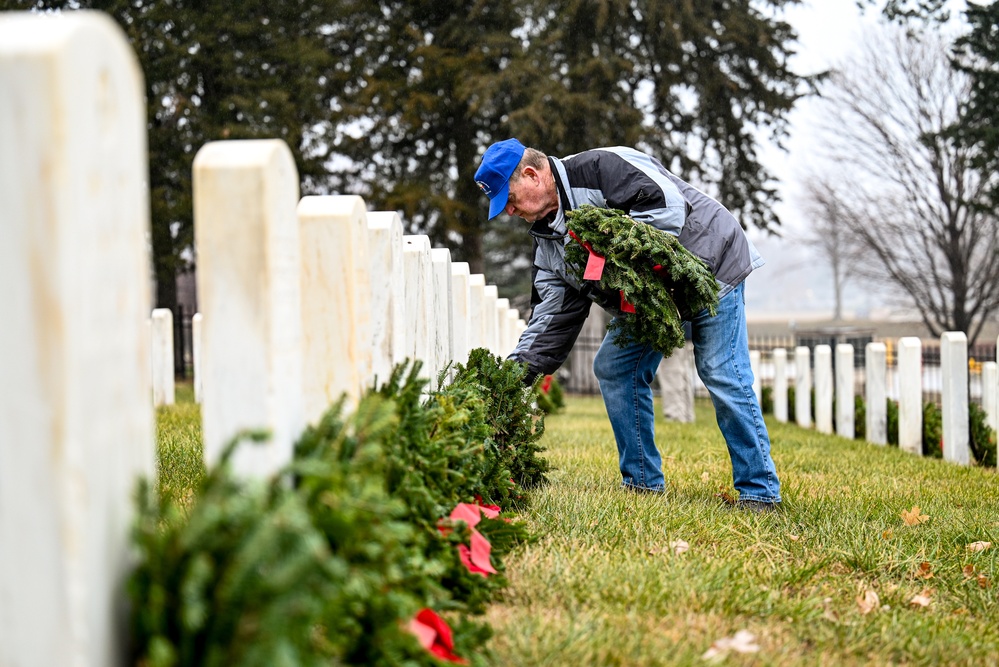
[
  {"xmin": 795, "ymin": 179, "xmax": 867, "ymax": 321},
  {"xmin": 804, "ymin": 24, "xmax": 999, "ymax": 343}
]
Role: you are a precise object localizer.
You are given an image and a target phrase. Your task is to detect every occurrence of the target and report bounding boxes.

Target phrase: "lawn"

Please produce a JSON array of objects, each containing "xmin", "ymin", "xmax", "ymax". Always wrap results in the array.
[{"xmin": 154, "ymin": 386, "xmax": 999, "ymax": 666}]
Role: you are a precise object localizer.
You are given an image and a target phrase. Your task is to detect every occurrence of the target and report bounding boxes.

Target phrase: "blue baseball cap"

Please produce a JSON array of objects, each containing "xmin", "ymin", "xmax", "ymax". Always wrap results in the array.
[{"xmin": 474, "ymin": 138, "xmax": 526, "ymax": 219}]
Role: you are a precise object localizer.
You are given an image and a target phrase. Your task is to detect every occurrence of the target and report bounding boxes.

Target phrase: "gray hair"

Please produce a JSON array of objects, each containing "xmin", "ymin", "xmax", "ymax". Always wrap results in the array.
[{"xmin": 510, "ymin": 147, "xmax": 548, "ymax": 182}]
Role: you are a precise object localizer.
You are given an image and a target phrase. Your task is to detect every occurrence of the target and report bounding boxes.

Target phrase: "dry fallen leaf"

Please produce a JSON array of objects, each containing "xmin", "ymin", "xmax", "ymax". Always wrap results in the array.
[
  {"xmin": 702, "ymin": 629, "xmax": 759, "ymax": 662},
  {"xmin": 715, "ymin": 487, "xmax": 737, "ymax": 505},
  {"xmin": 670, "ymin": 539, "xmax": 690, "ymax": 555},
  {"xmin": 701, "ymin": 471, "xmax": 710, "ymax": 483},
  {"xmin": 901, "ymin": 506, "xmax": 930, "ymax": 526},
  {"xmin": 978, "ymin": 574, "xmax": 991, "ymax": 589},
  {"xmin": 821, "ymin": 597, "xmax": 839, "ymax": 623},
  {"xmin": 856, "ymin": 589, "xmax": 880, "ymax": 615},
  {"xmin": 788, "ymin": 534, "xmax": 800, "ymax": 542},
  {"xmin": 963, "ymin": 564, "xmax": 977, "ymax": 579},
  {"xmin": 909, "ymin": 589, "xmax": 933, "ymax": 608},
  {"xmin": 967, "ymin": 541, "xmax": 992, "ymax": 553},
  {"xmin": 916, "ymin": 562, "xmax": 934, "ymax": 580}
]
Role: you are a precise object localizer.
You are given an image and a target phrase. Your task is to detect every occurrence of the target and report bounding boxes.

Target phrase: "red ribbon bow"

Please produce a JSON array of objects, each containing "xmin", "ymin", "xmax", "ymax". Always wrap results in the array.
[
  {"xmin": 446, "ymin": 503, "xmax": 499, "ymax": 576},
  {"xmin": 408, "ymin": 608, "xmax": 468, "ymax": 664},
  {"xmin": 568, "ymin": 230, "xmax": 636, "ymax": 313},
  {"xmin": 567, "ymin": 230, "xmax": 606, "ymax": 280}
]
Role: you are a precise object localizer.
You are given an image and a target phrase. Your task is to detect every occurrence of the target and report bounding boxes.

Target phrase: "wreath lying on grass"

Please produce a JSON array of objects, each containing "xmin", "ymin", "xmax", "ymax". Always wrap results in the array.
[{"xmin": 564, "ymin": 204, "xmax": 719, "ymax": 357}]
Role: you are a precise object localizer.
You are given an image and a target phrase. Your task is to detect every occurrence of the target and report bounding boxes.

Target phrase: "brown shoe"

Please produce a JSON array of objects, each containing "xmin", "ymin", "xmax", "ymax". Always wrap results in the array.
[{"xmin": 736, "ymin": 499, "xmax": 781, "ymax": 513}]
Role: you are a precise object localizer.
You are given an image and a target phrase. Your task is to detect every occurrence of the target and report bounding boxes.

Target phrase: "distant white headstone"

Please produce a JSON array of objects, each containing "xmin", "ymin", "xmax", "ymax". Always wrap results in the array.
[
  {"xmin": 897, "ymin": 337, "xmax": 922, "ymax": 455},
  {"xmin": 484, "ymin": 285, "xmax": 499, "ymax": 356},
  {"xmin": 794, "ymin": 346, "xmax": 811, "ymax": 429},
  {"xmin": 193, "ymin": 139, "xmax": 305, "ymax": 478},
  {"xmin": 450, "ymin": 262, "xmax": 471, "ymax": 366},
  {"xmin": 367, "ymin": 211, "xmax": 406, "ymax": 383},
  {"xmin": 0, "ymin": 12, "xmax": 154, "ymax": 666},
  {"xmin": 298, "ymin": 195, "xmax": 372, "ymax": 421},
  {"xmin": 983, "ymin": 361, "xmax": 998, "ymax": 450},
  {"xmin": 657, "ymin": 342, "xmax": 695, "ymax": 423},
  {"xmin": 430, "ymin": 247, "xmax": 453, "ymax": 387},
  {"xmin": 814, "ymin": 345, "xmax": 833, "ymax": 434},
  {"xmin": 749, "ymin": 350, "xmax": 762, "ymax": 407},
  {"xmin": 403, "ymin": 235, "xmax": 434, "ymax": 379},
  {"xmin": 505, "ymin": 309, "xmax": 520, "ymax": 358},
  {"xmin": 468, "ymin": 274, "xmax": 487, "ymax": 352},
  {"xmin": 495, "ymin": 297, "xmax": 510, "ymax": 357},
  {"xmin": 151, "ymin": 308, "xmax": 175, "ymax": 406},
  {"xmin": 773, "ymin": 348, "xmax": 788, "ymax": 423},
  {"xmin": 835, "ymin": 344, "xmax": 854, "ymax": 439},
  {"xmin": 941, "ymin": 331, "xmax": 970, "ymax": 465},
  {"xmin": 865, "ymin": 342, "xmax": 887, "ymax": 444},
  {"xmin": 192, "ymin": 312, "xmax": 204, "ymax": 403}
]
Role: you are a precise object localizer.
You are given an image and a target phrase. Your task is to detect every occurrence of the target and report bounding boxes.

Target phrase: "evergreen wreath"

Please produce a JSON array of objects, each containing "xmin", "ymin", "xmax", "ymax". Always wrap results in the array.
[{"xmin": 564, "ymin": 204, "xmax": 719, "ymax": 357}]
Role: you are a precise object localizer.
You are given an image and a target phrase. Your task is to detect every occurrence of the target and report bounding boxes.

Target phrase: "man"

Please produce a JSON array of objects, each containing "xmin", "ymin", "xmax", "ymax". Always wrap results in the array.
[{"xmin": 473, "ymin": 138, "xmax": 781, "ymax": 511}]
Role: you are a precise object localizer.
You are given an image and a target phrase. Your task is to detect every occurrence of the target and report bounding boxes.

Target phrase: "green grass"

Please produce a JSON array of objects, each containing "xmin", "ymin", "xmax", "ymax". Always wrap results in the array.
[
  {"xmin": 154, "ymin": 380, "xmax": 205, "ymax": 507},
  {"xmin": 154, "ymin": 389, "xmax": 999, "ymax": 665},
  {"xmin": 486, "ymin": 396, "xmax": 999, "ymax": 666}
]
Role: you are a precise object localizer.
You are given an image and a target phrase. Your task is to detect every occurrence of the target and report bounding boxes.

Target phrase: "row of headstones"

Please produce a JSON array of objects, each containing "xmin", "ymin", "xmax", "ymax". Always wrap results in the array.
[
  {"xmin": 0, "ymin": 12, "xmax": 520, "ymax": 666},
  {"xmin": 747, "ymin": 334, "xmax": 998, "ymax": 466},
  {"xmin": 148, "ymin": 227, "xmax": 525, "ymax": 419}
]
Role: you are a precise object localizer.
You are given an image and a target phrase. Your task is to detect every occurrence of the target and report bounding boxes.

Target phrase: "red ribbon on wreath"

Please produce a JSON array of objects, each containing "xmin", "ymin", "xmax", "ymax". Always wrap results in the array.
[
  {"xmin": 407, "ymin": 608, "xmax": 468, "ymax": 664},
  {"xmin": 440, "ymin": 502, "xmax": 499, "ymax": 577},
  {"xmin": 568, "ymin": 230, "xmax": 636, "ymax": 313}
]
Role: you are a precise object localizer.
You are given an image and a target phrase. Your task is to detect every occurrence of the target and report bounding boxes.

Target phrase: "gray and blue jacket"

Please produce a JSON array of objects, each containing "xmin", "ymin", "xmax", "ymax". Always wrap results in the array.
[{"xmin": 510, "ymin": 146, "xmax": 764, "ymax": 379}]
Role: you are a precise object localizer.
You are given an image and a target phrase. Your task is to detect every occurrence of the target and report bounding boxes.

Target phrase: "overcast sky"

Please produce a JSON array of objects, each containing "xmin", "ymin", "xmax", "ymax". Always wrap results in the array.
[{"xmin": 743, "ymin": 0, "xmax": 967, "ymax": 322}]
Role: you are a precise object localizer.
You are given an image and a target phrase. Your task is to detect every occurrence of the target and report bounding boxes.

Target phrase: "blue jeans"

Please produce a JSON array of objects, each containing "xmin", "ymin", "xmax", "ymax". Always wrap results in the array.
[{"xmin": 592, "ymin": 282, "xmax": 781, "ymax": 502}]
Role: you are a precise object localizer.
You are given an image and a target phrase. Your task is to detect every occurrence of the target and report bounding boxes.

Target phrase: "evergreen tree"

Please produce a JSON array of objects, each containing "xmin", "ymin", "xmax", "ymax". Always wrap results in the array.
[
  {"xmin": 953, "ymin": 1, "xmax": 999, "ymax": 210},
  {"xmin": 1, "ymin": 0, "xmax": 346, "ymax": 313},
  {"xmin": 2, "ymin": 0, "xmax": 806, "ymax": 298},
  {"xmin": 329, "ymin": 0, "xmax": 805, "ymax": 279}
]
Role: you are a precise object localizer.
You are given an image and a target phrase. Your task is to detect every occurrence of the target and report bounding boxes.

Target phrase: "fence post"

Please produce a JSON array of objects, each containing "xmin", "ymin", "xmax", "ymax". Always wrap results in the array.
[
  {"xmin": 865, "ymin": 342, "xmax": 887, "ymax": 444},
  {"xmin": 898, "ymin": 337, "xmax": 923, "ymax": 455},
  {"xmin": 193, "ymin": 139, "xmax": 305, "ymax": 477},
  {"xmin": 836, "ymin": 344, "xmax": 855, "ymax": 439},
  {"xmin": 367, "ymin": 211, "xmax": 406, "ymax": 385},
  {"xmin": 815, "ymin": 345, "xmax": 833, "ymax": 434},
  {"xmin": 431, "ymin": 248, "xmax": 454, "ymax": 387},
  {"xmin": 298, "ymin": 195, "xmax": 372, "ymax": 420},
  {"xmin": 773, "ymin": 348, "xmax": 788, "ymax": 423},
  {"xmin": 795, "ymin": 346, "xmax": 812, "ymax": 428},
  {"xmin": 450, "ymin": 262, "xmax": 471, "ymax": 366},
  {"xmin": 0, "ymin": 13, "xmax": 154, "ymax": 665},
  {"xmin": 403, "ymin": 235, "xmax": 435, "ymax": 378},
  {"xmin": 151, "ymin": 307, "xmax": 176, "ymax": 406},
  {"xmin": 941, "ymin": 331, "xmax": 970, "ymax": 465},
  {"xmin": 192, "ymin": 312, "xmax": 203, "ymax": 403}
]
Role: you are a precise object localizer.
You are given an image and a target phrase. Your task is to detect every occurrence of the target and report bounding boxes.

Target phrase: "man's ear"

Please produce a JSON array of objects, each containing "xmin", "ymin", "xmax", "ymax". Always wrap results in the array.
[{"xmin": 522, "ymin": 165, "xmax": 541, "ymax": 183}]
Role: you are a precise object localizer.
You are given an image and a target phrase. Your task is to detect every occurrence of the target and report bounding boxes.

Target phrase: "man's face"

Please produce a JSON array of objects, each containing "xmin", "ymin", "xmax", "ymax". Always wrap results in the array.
[{"xmin": 504, "ymin": 167, "xmax": 557, "ymax": 222}]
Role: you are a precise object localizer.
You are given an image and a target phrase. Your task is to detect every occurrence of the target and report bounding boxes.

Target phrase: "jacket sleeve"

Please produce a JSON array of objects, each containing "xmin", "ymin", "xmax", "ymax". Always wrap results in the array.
[{"xmin": 507, "ymin": 265, "xmax": 591, "ymax": 382}]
